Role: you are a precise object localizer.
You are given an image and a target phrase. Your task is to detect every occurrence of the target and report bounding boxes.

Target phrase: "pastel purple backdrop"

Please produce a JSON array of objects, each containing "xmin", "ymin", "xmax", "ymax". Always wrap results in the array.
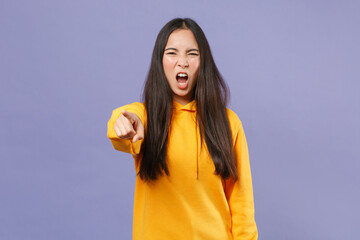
[{"xmin": 1, "ymin": 1, "xmax": 359, "ymax": 239}]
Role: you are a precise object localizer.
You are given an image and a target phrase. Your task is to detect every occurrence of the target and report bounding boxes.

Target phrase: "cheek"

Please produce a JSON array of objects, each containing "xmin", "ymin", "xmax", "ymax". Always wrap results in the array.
[
  {"xmin": 162, "ymin": 57, "xmax": 175, "ymax": 71},
  {"xmin": 190, "ymin": 59, "xmax": 200, "ymax": 76},
  {"xmin": 162, "ymin": 58, "xmax": 175, "ymax": 84},
  {"xmin": 163, "ymin": 60, "xmax": 173, "ymax": 80}
]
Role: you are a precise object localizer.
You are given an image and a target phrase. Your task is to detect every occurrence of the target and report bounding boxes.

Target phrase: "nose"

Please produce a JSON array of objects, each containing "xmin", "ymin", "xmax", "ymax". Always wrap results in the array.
[{"xmin": 177, "ymin": 56, "xmax": 189, "ymax": 68}]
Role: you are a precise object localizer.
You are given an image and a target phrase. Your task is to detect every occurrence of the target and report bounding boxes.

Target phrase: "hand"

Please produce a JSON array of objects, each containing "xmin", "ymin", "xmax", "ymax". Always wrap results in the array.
[{"xmin": 114, "ymin": 110, "xmax": 144, "ymax": 143}]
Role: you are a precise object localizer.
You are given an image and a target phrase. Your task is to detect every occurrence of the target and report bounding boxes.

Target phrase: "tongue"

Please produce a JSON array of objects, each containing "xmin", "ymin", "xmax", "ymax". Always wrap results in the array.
[{"xmin": 178, "ymin": 77, "xmax": 187, "ymax": 83}]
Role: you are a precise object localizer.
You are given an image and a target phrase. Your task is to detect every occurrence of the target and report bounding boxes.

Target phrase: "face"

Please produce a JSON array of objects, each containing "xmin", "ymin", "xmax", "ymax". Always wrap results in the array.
[{"xmin": 162, "ymin": 29, "xmax": 200, "ymax": 105}]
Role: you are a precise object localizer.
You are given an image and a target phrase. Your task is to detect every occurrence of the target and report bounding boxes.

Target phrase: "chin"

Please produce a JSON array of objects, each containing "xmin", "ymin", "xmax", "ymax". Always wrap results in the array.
[{"xmin": 175, "ymin": 90, "xmax": 190, "ymax": 96}]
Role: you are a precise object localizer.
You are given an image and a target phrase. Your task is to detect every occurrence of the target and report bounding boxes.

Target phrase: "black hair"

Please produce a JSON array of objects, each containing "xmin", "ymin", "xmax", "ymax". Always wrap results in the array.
[{"xmin": 140, "ymin": 18, "xmax": 237, "ymax": 182}]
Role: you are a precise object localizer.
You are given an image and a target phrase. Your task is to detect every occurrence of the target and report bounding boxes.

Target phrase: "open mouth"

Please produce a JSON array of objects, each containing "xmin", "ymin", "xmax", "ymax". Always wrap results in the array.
[{"xmin": 176, "ymin": 72, "xmax": 188, "ymax": 88}]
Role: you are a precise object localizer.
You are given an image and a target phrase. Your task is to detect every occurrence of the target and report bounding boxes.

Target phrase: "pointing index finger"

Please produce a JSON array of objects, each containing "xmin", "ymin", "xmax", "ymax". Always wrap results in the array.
[{"xmin": 121, "ymin": 110, "xmax": 135, "ymax": 124}]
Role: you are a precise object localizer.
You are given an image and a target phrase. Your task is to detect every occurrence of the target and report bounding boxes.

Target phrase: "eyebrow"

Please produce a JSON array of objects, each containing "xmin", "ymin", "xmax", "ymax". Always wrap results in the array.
[{"xmin": 164, "ymin": 48, "xmax": 200, "ymax": 52}]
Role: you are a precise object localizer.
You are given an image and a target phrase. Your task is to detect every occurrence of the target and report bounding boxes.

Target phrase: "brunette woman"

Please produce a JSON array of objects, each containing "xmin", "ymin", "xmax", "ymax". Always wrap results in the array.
[{"xmin": 107, "ymin": 18, "xmax": 258, "ymax": 240}]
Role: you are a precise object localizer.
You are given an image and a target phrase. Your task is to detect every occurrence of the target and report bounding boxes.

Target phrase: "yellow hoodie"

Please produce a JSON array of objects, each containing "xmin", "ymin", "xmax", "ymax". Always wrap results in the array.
[{"xmin": 107, "ymin": 100, "xmax": 258, "ymax": 240}]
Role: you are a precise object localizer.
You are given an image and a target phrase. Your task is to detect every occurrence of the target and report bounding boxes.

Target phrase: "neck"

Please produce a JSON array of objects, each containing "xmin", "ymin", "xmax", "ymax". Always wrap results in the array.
[{"xmin": 173, "ymin": 94, "xmax": 194, "ymax": 106}]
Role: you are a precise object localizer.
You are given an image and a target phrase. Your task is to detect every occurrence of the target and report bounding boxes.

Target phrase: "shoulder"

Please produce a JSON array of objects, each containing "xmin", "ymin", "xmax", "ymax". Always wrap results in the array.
[{"xmin": 226, "ymin": 107, "xmax": 244, "ymax": 136}]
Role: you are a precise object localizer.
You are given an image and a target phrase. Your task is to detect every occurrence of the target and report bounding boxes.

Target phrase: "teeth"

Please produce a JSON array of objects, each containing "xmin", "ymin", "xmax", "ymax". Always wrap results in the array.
[
  {"xmin": 177, "ymin": 73, "xmax": 188, "ymax": 77},
  {"xmin": 179, "ymin": 82, "xmax": 186, "ymax": 85}
]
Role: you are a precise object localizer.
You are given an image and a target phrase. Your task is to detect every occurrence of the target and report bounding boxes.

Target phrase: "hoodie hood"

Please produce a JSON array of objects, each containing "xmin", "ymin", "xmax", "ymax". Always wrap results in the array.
[{"xmin": 172, "ymin": 100, "xmax": 196, "ymax": 112}]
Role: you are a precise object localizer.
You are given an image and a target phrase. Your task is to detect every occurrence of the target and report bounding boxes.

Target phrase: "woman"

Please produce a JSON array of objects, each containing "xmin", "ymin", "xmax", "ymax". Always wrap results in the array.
[{"xmin": 107, "ymin": 18, "xmax": 258, "ymax": 240}]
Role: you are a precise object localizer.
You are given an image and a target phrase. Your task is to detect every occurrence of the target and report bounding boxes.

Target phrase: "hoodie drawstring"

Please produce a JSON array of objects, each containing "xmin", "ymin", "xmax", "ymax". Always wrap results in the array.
[{"xmin": 195, "ymin": 118, "xmax": 202, "ymax": 180}]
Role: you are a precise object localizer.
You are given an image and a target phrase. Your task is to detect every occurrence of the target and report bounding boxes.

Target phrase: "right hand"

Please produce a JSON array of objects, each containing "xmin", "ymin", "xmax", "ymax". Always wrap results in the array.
[{"xmin": 114, "ymin": 110, "xmax": 144, "ymax": 143}]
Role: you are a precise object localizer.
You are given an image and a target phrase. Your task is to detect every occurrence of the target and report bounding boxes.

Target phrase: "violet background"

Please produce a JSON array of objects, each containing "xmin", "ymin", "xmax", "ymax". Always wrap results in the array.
[{"xmin": 1, "ymin": 0, "xmax": 359, "ymax": 239}]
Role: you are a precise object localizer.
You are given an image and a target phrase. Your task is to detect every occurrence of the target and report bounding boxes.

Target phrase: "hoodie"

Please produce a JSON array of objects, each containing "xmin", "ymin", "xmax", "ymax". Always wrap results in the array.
[{"xmin": 107, "ymin": 100, "xmax": 258, "ymax": 240}]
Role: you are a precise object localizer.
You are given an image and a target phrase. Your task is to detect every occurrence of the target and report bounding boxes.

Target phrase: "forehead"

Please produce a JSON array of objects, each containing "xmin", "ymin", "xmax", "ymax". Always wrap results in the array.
[{"xmin": 165, "ymin": 29, "xmax": 199, "ymax": 48}]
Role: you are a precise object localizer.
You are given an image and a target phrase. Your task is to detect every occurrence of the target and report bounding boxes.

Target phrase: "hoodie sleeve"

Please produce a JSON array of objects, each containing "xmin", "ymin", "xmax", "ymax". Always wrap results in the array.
[
  {"xmin": 225, "ymin": 112, "xmax": 258, "ymax": 240},
  {"xmin": 107, "ymin": 102, "xmax": 146, "ymax": 156}
]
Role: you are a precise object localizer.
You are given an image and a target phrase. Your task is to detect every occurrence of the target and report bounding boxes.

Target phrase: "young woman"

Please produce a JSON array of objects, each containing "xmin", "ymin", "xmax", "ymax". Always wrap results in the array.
[{"xmin": 107, "ymin": 18, "xmax": 258, "ymax": 240}]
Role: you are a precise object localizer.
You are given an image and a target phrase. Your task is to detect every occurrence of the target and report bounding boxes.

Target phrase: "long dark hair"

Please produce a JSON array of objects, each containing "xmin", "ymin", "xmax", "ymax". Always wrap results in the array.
[{"xmin": 140, "ymin": 18, "xmax": 238, "ymax": 182}]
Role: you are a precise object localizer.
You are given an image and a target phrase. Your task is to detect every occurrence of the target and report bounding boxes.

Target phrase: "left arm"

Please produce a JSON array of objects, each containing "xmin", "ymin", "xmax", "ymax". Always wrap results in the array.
[{"xmin": 225, "ymin": 120, "xmax": 258, "ymax": 240}]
